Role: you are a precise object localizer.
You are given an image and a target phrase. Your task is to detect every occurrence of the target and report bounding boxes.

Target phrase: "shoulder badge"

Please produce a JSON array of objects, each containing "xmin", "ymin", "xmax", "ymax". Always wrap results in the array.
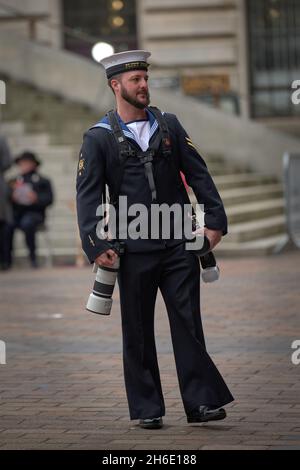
[
  {"xmin": 78, "ymin": 156, "xmax": 85, "ymax": 175},
  {"xmin": 185, "ymin": 136, "xmax": 198, "ymax": 152}
]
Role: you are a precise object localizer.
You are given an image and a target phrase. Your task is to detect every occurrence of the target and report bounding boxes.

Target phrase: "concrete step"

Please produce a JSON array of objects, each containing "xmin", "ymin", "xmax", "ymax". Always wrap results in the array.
[
  {"xmin": 47, "ymin": 218, "xmax": 77, "ymax": 230},
  {"xmin": 46, "ymin": 161, "xmax": 77, "ymax": 173},
  {"xmin": 51, "ymin": 186, "xmax": 76, "ymax": 195},
  {"xmin": 52, "ymin": 198, "xmax": 76, "ymax": 207},
  {"xmin": 0, "ymin": 121, "xmax": 25, "ymax": 136},
  {"xmin": 48, "ymin": 210, "xmax": 76, "ymax": 219},
  {"xmin": 48, "ymin": 209, "xmax": 76, "ymax": 218},
  {"xmin": 13, "ymin": 230, "xmax": 77, "ymax": 249},
  {"xmin": 4, "ymin": 169, "xmax": 77, "ymax": 187},
  {"xmin": 48, "ymin": 201, "xmax": 76, "ymax": 212},
  {"xmin": 7, "ymin": 144, "xmax": 78, "ymax": 167},
  {"xmin": 227, "ymin": 215, "xmax": 286, "ymax": 243},
  {"xmin": 7, "ymin": 133, "xmax": 50, "ymax": 148},
  {"xmin": 226, "ymin": 198, "xmax": 284, "ymax": 224},
  {"xmin": 42, "ymin": 162, "xmax": 77, "ymax": 175},
  {"xmin": 47, "ymin": 225, "xmax": 77, "ymax": 234},
  {"xmin": 204, "ymin": 153, "xmax": 225, "ymax": 164},
  {"xmin": 2, "ymin": 78, "xmax": 100, "ymax": 146},
  {"xmin": 13, "ymin": 245, "xmax": 79, "ymax": 261},
  {"xmin": 13, "ymin": 222, "xmax": 77, "ymax": 237},
  {"xmin": 33, "ymin": 146, "xmax": 76, "ymax": 160},
  {"xmin": 46, "ymin": 178, "xmax": 76, "ymax": 193},
  {"xmin": 208, "ymin": 164, "xmax": 246, "ymax": 176},
  {"xmin": 13, "ymin": 243, "xmax": 78, "ymax": 255},
  {"xmin": 51, "ymin": 176, "xmax": 76, "ymax": 187},
  {"xmin": 47, "ymin": 213, "xmax": 77, "ymax": 224},
  {"xmin": 212, "ymin": 173, "xmax": 278, "ymax": 191},
  {"xmin": 215, "ymin": 234, "xmax": 287, "ymax": 257},
  {"xmin": 220, "ymin": 183, "xmax": 283, "ymax": 206}
]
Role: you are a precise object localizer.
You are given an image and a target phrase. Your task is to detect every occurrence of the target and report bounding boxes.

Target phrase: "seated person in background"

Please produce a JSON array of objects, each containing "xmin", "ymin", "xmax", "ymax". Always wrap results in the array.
[{"xmin": 7, "ymin": 151, "xmax": 54, "ymax": 268}]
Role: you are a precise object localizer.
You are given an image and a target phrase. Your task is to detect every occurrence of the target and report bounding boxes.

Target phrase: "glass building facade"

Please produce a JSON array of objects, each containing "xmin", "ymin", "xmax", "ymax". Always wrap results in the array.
[
  {"xmin": 62, "ymin": 0, "xmax": 137, "ymax": 58},
  {"xmin": 247, "ymin": 0, "xmax": 300, "ymax": 117}
]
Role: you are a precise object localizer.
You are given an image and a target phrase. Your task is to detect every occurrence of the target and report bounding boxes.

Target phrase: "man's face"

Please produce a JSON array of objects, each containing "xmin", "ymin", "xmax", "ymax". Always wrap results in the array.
[
  {"xmin": 17, "ymin": 160, "xmax": 37, "ymax": 175},
  {"xmin": 116, "ymin": 70, "xmax": 150, "ymax": 109}
]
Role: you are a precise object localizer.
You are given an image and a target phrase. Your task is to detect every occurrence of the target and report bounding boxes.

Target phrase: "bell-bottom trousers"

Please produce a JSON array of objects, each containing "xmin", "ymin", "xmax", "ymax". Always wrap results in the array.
[{"xmin": 117, "ymin": 242, "xmax": 234, "ymax": 420}]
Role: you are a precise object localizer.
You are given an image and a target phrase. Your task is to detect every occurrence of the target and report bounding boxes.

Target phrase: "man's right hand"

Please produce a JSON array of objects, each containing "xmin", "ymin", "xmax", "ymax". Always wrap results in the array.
[{"xmin": 95, "ymin": 249, "xmax": 118, "ymax": 268}]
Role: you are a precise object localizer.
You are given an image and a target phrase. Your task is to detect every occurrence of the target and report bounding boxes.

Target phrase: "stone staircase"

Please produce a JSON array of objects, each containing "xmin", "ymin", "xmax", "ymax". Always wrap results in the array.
[
  {"xmin": 1, "ymin": 84, "xmax": 287, "ymax": 262},
  {"xmin": 3, "ymin": 123, "xmax": 286, "ymax": 262},
  {"xmin": 1, "ymin": 77, "xmax": 100, "ymax": 146},
  {"xmin": 193, "ymin": 156, "xmax": 285, "ymax": 256},
  {"xmin": 0, "ymin": 77, "xmax": 103, "ymax": 265}
]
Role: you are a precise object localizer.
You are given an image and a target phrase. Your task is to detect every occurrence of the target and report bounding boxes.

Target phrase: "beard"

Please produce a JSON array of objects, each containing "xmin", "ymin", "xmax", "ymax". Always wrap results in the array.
[{"xmin": 120, "ymin": 85, "xmax": 150, "ymax": 109}]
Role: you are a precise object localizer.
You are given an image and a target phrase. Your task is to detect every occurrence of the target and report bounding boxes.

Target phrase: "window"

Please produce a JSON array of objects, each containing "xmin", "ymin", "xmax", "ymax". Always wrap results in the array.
[
  {"xmin": 62, "ymin": 0, "xmax": 137, "ymax": 58},
  {"xmin": 247, "ymin": 0, "xmax": 300, "ymax": 117}
]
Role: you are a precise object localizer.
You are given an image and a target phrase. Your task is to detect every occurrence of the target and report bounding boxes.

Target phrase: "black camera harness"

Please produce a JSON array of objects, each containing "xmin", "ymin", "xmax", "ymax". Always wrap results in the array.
[
  {"xmin": 104, "ymin": 106, "xmax": 213, "ymax": 260},
  {"xmin": 106, "ymin": 106, "xmax": 185, "ymax": 207}
]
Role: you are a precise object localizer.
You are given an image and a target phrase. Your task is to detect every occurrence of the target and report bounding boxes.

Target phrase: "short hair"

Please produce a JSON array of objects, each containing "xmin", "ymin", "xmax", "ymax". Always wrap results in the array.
[{"xmin": 108, "ymin": 74, "xmax": 122, "ymax": 94}]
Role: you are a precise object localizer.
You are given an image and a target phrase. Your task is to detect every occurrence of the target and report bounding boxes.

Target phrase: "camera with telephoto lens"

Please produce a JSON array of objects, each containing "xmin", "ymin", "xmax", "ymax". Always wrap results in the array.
[
  {"xmin": 188, "ymin": 214, "xmax": 220, "ymax": 283},
  {"xmin": 86, "ymin": 241, "xmax": 125, "ymax": 315}
]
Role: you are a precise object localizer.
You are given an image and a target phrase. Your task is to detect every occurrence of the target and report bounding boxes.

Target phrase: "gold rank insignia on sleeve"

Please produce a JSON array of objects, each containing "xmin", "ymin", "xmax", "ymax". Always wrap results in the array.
[
  {"xmin": 78, "ymin": 157, "xmax": 85, "ymax": 175},
  {"xmin": 185, "ymin": 136, "xmax": 198, "ymax": 152},
  {"xmin": 88, "ymin": 235, "xmax": 95, "ymax": 247}
]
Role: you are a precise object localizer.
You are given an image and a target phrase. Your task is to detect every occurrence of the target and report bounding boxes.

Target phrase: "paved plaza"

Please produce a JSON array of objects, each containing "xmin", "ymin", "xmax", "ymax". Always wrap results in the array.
[{"xmin": 0, "ymin": 251, "xmax": 299, "ymax": 450}]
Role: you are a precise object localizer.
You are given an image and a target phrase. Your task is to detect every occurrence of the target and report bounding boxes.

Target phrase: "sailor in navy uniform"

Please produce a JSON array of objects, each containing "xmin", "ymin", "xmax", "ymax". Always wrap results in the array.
[
  {"xmin": 76, "ymin": 50, "xmax": 234, "ymax": 429},
  {"xmin": 7, "ymin": 151, "xmax": 53, "ymax": 268}
]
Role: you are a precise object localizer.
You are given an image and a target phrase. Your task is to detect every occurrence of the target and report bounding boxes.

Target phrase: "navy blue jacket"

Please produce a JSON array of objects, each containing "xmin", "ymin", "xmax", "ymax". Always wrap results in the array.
[{"xmin": 76, "ymin": 109, "xmax": 227, "ymax": 263}]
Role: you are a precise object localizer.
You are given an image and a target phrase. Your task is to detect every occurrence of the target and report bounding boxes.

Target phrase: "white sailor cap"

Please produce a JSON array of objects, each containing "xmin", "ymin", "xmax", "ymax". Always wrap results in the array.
[{"xmin": 100, "ymin": 50, "xmax": 151, "ymax": 79}]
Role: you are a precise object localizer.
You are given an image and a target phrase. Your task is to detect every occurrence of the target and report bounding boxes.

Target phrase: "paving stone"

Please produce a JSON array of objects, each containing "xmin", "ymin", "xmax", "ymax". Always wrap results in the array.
[{"xmin": 0, "ymin": 252, "xmax": 299, "ymax": 449}]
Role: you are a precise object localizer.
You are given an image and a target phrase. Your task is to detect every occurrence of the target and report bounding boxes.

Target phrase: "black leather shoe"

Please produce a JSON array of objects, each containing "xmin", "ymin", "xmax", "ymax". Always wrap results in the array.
[
  {"xmin": 187, "ymin": 406, "xmax": 226, "ymax": 423},
  {"xmin": 139, "ymin": 417, "xmax": 163, "ymax": 429}
]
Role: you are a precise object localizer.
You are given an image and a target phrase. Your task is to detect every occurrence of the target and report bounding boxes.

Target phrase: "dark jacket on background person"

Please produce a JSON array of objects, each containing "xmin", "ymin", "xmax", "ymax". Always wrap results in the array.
[{"xmin": 10, "ymin": 170, "xmax": 54, "ymax": 220}]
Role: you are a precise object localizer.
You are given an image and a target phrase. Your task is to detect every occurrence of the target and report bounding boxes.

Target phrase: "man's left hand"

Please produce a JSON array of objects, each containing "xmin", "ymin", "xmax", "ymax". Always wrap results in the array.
[{"xmin": 204, "ymin": 228, "xmax": 222, "ymax": 250}]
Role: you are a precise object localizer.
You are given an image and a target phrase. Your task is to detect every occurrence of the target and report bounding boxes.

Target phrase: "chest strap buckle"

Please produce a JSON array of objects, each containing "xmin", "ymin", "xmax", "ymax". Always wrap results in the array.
[{"xmin": 137, "ymin": 150, "xmax": 155, "ymax": 164}]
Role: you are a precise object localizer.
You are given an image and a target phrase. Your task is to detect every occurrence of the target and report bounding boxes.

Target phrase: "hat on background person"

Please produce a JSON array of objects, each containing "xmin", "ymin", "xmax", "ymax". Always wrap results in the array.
[
  {"xmin": 100, "ymin": 50, "xmax": 151, "ymax": 79},
  {"xmin": 15, "ymin": 151, "xmax": 40, "ymax": 167}
]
